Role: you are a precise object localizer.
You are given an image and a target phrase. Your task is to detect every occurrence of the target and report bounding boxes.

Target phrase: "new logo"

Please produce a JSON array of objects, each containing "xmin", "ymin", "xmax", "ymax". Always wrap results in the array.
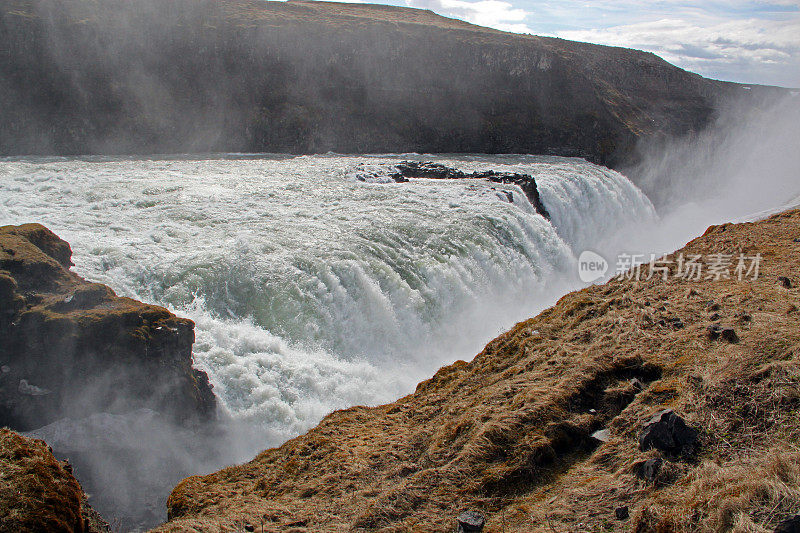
[{"xmin": 578, "ymin": 250, "xmax": 608, "ymax": 283}]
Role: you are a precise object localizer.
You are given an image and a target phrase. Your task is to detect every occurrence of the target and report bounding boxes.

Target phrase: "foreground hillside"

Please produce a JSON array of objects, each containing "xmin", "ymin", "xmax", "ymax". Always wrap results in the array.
[
  {"xmin": 0, "ymin": 428, "xmax": 109, "ymax": 532},
  {"xmin": 157, "ymin": 209, "xmax": 800, "ymax": 532},
  {"xmin": 0, "ymin": 0, "xmax": 780, "ymax": 164}
]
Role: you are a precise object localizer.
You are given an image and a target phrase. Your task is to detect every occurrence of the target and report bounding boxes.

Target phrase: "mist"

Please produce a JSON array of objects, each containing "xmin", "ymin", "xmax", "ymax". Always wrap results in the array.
[
  {"xmin": 1, "ymin": 0, "xmax": 743, "ymax": 165},
  {"xmin": 608, "ymin": 92, "xmax": 800, "ymax": 259},
  {"xmin": 27, "ymin": 407, "xmax": 285, "ymax": 530}
]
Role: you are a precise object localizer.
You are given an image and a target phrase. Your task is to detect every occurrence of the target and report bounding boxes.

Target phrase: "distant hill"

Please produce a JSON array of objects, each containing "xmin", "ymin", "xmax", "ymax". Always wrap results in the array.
[{"xmin": 0, "ymin": 0, "xmax": 783, "ymax": 165}]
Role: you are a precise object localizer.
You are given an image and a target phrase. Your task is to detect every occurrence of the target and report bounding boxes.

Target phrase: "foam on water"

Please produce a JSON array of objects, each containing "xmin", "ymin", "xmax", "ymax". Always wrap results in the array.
[{"xmin": 0, "ymin": 154, "xmax": 656, "ymax": 437}]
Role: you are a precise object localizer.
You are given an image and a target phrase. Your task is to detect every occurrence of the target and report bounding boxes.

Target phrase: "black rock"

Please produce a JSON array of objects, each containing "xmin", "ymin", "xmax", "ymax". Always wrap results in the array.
[
  {"xmin": 638, "ymin": 409, "xmax": 698, "ymax": 456},
  {"xmin": 457, "ymin": 511, "xmax": 485, "ymax": 533},
  {"xmin": 707, "ymin": 325, "xmax": 737, "ymax": 342},
  {"xmin": 395, "ymin": 161, "xmax": 468, "ymax": 180},
  {"xmin": 778, "ymin": 276, "xmax": 792, "ymax": 289},
  {"xmin": 615, "ymin": 506, "xmax": 630, "ymax": 520},
  {"xmin": 393, "ymin": 161, "xmax": 550, "ymax": 219},
  {"xmin": 707, "ymin": 324, "xmax": 723, "ymax": 340},
  {"xmin": 775, "ymin": 515, "xmax": 800, "ymax": 533},
  {"xmin": 634, "ymin": 457, "xmax": 663, "ymax": 482},
  {"xmin": 721, "ymin": 328, "xmax": 739, "ymax": 343},
  {"xmin": 244, "ymin": 525, "xmax": 255, "ymax": 532}
]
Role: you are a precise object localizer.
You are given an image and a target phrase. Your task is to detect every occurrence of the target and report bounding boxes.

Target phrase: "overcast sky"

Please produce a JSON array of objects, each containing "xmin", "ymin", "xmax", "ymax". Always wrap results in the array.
[{"xmin": 351, "ymin": 0, "xmax": 800, "ymax": 87}]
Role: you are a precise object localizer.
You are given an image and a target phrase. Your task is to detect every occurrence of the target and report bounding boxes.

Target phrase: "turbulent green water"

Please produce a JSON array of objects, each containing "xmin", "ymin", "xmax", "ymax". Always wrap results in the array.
[{"xmin": 0, "ymin": 153, "xmax": 657, "ymax": 435}]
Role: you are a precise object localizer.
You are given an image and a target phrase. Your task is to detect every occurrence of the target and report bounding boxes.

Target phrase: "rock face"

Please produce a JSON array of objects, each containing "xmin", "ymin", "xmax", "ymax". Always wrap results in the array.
[
  {"xmin": 0, "ymin": 0, "xmax": 783, "ymax": 164},
  {"xmin": 0, "ymin": 428, "xmax": 109, "ymax": 532},
  {"xmin": 156, "ymin": 209, "xmax": 800, "ymax": 532},
  {"xmin": 0, "ymin": 224, "xmax": 215, "ymax": 431}
]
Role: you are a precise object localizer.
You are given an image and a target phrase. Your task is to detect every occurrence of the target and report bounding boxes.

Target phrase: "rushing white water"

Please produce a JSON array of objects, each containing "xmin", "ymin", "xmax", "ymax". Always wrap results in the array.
[{"xmin": 0, "ymin": 153, "xmax": 655, "ymax": 439}]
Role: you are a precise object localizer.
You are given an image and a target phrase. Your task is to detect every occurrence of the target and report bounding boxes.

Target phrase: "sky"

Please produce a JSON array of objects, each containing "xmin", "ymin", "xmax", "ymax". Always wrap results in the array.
[{"xmin": 342, "ymin": 0, "xmax": 800, "ymax": 87}]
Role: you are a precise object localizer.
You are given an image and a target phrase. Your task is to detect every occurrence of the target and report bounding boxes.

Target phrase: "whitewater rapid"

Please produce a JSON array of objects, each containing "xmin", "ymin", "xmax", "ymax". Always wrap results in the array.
[{"xmin": 0, "ymin": 153, "xmax": 655, "ymax": 440}]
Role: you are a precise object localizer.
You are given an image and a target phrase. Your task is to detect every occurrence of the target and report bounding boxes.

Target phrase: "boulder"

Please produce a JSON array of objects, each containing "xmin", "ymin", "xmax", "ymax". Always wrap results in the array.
[
  {"xmin": 634, "ymin": 457, "xmax": 663, "ymax": 482},
  {"xmin": 456, "ymin": 511, "xmax": 485, "ymax": 533},
  {"xmin": 707, "ymin": 325, "xmax": 739, "ymax": 343},
  {"xmin": 778, "ymin": 276, "xmax": 792, "ymax": 289},
  {"xmin": 615, "ymin": 506, "xmax": 629, "ymax": 520},
  {"xmin": 638, "ymin": 409, "xmax": 698, "ymax": 456},
  {"xmin": 775, "ymin": 516, "xmax": 800, "ymax": 533}
]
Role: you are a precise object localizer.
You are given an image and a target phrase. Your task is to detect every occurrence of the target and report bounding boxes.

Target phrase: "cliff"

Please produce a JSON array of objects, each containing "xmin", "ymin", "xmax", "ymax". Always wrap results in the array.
[
  {"xmin": 0, "ymin": 223, "xmax": 216, "ymax": 431},
  {"xmin": 0, "ymin": 428, "xmax": 109, "ymax": 533},
  {"xmin": 0, "ymin": 0, "xmax": 783, "ymax": 165},
  {"xmin": 156, "ymin": 209, "xmax": 800, "ymax": 532}
]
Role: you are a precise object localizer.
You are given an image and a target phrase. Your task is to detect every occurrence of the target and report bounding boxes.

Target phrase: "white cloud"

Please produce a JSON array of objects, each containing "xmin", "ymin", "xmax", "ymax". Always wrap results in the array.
[
  {"xmin": 556, "ymin": 16, "xmax": 800, "ymax": 85},
  {"xmin": 389, "ymin": 0, "xmax": 800, "ymax": 85},
  {"xmin": 405, "ymin": 0, "xmax": 534, "ymax": 33}
]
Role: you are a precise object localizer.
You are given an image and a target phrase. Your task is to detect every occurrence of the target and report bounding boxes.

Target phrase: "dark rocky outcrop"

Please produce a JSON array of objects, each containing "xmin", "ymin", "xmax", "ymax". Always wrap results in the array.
[
  {"xmin": 0, "ymin": 0, "xmax": 785, "ymax": 165},
  {"xmin": 392, "ymin": 161, "xmax": 551, "ymax": 218},
  {"xmin": 0, "ymin": 428, "xmax": 110, "ymax": 532},
  {"xmin": 0, "ymin": 224, "xmax": 215, "ymax": 431}
]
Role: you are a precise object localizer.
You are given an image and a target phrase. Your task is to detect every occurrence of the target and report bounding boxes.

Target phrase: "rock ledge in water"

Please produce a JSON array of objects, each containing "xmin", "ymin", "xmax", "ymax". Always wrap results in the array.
[{"xmin": 392, "ymin": 161, "xmax": 551, "ymax": 219}]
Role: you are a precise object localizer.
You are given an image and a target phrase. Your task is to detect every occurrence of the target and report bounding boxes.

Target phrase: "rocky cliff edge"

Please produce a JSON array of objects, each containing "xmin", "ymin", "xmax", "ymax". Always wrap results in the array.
[{"xmin": 0, "ymin": 223, "xmax": 216, "ymax": 431}]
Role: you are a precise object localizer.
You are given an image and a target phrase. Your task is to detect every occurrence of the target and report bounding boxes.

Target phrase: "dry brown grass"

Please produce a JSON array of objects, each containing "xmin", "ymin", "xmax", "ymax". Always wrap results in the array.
[
  {"xmin": 633, "ymin": 451, "xmax": 800, "ymax": 532},
  {"xmin": 0, "ymin": 428, "xmax": 101, "ymax": 532},
  {"xmin": 154, "ymin": 209, "xmax": 800, "ymax": 532}
]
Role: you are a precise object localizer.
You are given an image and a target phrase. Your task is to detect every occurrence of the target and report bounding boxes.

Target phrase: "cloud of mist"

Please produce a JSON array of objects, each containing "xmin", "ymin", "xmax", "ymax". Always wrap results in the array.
[
  {"xmin": 27, "ymin": 408, "xmax": 277, "ymax": 531},
  {"xmin": 614, "ymin": 92, "xmax": 800, "ymax": 257}
]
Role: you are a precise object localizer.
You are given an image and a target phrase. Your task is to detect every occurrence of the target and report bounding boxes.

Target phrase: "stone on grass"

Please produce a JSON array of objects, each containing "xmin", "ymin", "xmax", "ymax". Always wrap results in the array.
[
  {"xmin": 457, "ymin": 510, "xmax": 485, "ymax": 533},
  {"xmin": 638, "ymin": 409, "xmax": 698, "ymax": 456},
  {"xmin": 775, "ymin": 515, "xmax": 800, "ymax": 533}
]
